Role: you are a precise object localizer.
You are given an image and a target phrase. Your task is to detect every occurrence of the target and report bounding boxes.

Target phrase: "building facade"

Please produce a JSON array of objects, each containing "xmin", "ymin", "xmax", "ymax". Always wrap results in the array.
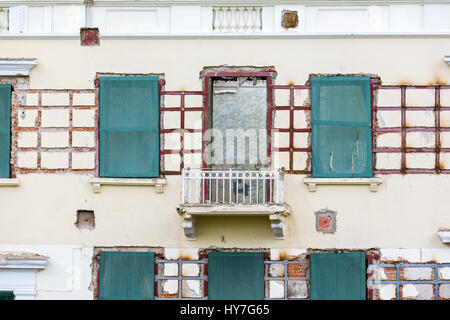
[{"xmin": 0, "ymin": 0, "xmax": 450, "ymax": 300}]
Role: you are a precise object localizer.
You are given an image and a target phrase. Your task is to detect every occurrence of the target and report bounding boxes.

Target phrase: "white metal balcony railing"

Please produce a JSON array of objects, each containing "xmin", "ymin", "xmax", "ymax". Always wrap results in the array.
[
  {"xmin": 212, "ymin": 6, "xmax": 262, "ymax": 33},
  {"xmin": 0, "ymin": 8, "xmax": 8, "ymax": 32},
  {"xmin": 181, "ymin": 169, "xmax": 284, "ymax": 205}
]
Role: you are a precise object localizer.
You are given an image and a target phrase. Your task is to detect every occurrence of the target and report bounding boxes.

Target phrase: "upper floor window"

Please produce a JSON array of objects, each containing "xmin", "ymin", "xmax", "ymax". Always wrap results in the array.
[
  {"xmin": 99, "ymin": 76, "xmax": 159, "ymax": 178},
  {"xmin": 0, "ymin": 84, "xmax": 11, "ymax": 178},
  {"xmin": 310, "ymin": 76, "xmax": 372, "ymax": 178}
]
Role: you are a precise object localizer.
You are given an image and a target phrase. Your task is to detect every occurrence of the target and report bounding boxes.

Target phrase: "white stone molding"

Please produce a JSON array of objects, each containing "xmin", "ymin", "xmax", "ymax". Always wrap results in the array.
[
  {"xmin": 0, "ymin": 252, "xmax": 48, "ymax": 300},
  {"xmin": 90, "ymin": 177, "xmax": 167, "ymax": 193},
  {"xmin": 0, "ymin": 178, "xmax": 20, "ymax": 187},
  {"xmin": 304, "ymin": 177, "xmax": 383, "ymax": 192},
  {"xmin": 438, "ymin": 230, "xmax": 450, "ymax": 244},
  {"xmin": 0, "ymin": 58, "xmax": 37, "ymax": 76}
]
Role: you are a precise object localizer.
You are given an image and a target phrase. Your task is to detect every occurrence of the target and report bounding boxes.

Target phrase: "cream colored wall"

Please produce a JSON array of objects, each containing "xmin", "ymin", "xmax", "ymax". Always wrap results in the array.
[
  {"xmin": 0, "ymin": 174, "xmax": 449, "ymax": 249},
  {"xmin": 1, "ymin": 37, "xmax": 450, "ymax": 90},
  {"xmin": 1, "ymin": 37, "xmax": 450, "ymax": 250}
]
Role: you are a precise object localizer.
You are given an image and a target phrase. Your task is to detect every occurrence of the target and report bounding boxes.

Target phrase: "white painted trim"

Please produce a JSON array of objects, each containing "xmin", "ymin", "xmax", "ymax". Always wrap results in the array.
[
  {"xmin": 438, "ymin": 230, "xmax": 450, "ymax": 243},
  {"xmin": 0, "ymin": 178, "xmax": 20, "ymax": 187},
  {"xmin": 0, "ymin": 258, "xmax": 48, "ymax": 269},
  {"xmin": 304, "ymin": 177, "xmax": 383, "ymax": 192},
  {"xmin": 1, "ymin": 32, "xmax": 450, "ymax": 39},
  {"xmin": 90, "ymin": 177, "xmax": 167, "ymax": 193},
  {"xmin": 0, "ymin": 59, "xmax": 37, "ymax": 76}
]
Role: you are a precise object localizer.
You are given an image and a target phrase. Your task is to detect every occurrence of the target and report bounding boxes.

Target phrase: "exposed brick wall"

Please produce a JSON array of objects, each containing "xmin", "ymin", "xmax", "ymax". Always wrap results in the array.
[{"xmin": 11, "ymin": 89, "xmax": 97, "ymax": 177}]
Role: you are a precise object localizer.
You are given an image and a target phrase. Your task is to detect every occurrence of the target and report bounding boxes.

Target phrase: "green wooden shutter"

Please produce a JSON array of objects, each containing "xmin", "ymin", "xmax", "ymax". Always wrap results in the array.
[
  {"xmin": 208, "ymin": 252, "xmax": 264, "ymax": 300},
  {"xmin": 99, "ymin": 76, "xmax": 159, "ymax": 177},
  {"xmin": 311, "ymin": 76, "xmax": 372, "ymax": 178},
  {"xmin": 99, "ymin": 251, "xmax": 155, "ymax": 300},
  {"xmin": 0, "ymin": 84, "xmax": 11, "ymax": 178},
  {"xmin": 310, "ymin": 252, "xmax": 366, "ymax": 300},
  {"xmin": 0, "ymin": 291, "xmax": 15, "ymax": 300}
]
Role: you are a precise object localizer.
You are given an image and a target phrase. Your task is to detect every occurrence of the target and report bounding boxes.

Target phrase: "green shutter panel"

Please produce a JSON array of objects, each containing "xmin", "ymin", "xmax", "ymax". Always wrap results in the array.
[
  {"xmin": 310, "ymin": 252, "xmax": 366, "ymax": 300},
  {"xmin": 99, "ymin": 251, "xmax": 155, "ymax": 300},
  {"xmin": 208, "ymin": 252, "xmax": 264, "ymax": 300},
  {"xmin": 0, "ymin": 84, "xmax": 11, "ymax": 178},
  {"xmin": 0, "ymin": 291, "xmax": 15, "ymax": 300},
  {"xmin": 100, "ymin": 76, "xmax": 159, "ymax": 177},
  {"xmin": 311, "ymin": 76, "xmax": 372, "ymax": 178}
]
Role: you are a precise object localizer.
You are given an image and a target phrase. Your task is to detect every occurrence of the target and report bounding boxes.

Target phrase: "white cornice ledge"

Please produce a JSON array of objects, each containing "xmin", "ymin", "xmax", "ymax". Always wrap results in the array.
[
  {"xmin": 0, "ymin": 253, "xmax": 48, "ymax": 269},
  {"xmin": 445, "ymin": 56, "xmax": 450, "ymax": 66},
  {"xmin": 90, "ymin": 177, "xmax": 167, "ymax": 193},
  {"xmin": 304, "ymin": 177, "xmax": 383, "ymax": 192},
  {"xmin": 438, "ymin": 230, "xmax": 450, "ymax": 244},
  {"xmin": 0, "ymin": 178, "xmax": 20, "ymax": 186},
  {"xmin": 0, "ymin": 59, "xmax": 37, "ymax": 76}
]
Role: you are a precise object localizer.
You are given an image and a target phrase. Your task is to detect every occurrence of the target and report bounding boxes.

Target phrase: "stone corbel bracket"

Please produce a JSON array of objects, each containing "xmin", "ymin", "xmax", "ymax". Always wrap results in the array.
[
  {"xmin": 177, "ymin": 203, "xmax": 291, "ymax": 240},
  {"xmin": 90, "ymin": 178, "xmax": 167, "ymax": 193},
  {"xmin": 438, "ymin": 229, "xmax": 450, "ymax": 244}
]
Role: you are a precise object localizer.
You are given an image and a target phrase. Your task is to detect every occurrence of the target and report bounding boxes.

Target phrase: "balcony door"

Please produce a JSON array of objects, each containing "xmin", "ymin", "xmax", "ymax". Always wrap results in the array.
[{"xmin": 205, "ymin": 77, "xmax": 270, "ymax": 203}]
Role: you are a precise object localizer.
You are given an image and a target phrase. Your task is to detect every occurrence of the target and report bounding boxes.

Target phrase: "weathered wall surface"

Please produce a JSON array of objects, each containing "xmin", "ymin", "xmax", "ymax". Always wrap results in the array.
[
  {"xmin": 0, "ymin": 174, "xmax": 449, "ymax": 248},
  {"xmin": 1, "ymin": 38, "xmax": 449, "ymax": 90}
]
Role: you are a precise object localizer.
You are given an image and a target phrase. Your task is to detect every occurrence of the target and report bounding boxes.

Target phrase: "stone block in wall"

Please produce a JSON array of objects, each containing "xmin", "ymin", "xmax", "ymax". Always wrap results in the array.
[
  {"xmin": 294, "ymin": 89, "xmax": 308, "ymax": 107},
  {"xmin": 181, "ymin": 263, "xmax": 199, "ymax": 277},
  {"xmin": 163, "ymin": 111, "xmax": 180, "ymax": 129},
  {"xmin": 377, "ymin": 111, "xmax": 401, "ymax": 128},
  {"xmin": 287, "ymin": 280, "xmax": 308, "ymax": 299},
  {"xmin": 161, "ymin": 279, "xmax": 178, "ymax": 297},
  {"xmin": 293, "ymin": 132, "xmax": 308, "ymax": 148},
  {"xmin": 421, "ymin": 249, "xmax": 450, "ymax": 263},
  {"xmin": 268, "ymin": 280, "xmax": 284, "ymax": 299},
  {"xmin": 377, "ymin": 133, "xmax": 402, "ymax": 148},
  {"xmin": 183, "ymin": 153, "xmax": 202, "ymax": 169},
  {"xmin": 182, "ymin": 280, "xmax": 202, "ymax": 298},
  {"xmin": 272, "ymin": 151, "xmax": 289, "ymax": 170},
  {"xmin": 377, "ymin": 89, "xmax": 401, "ymax": 107},
  {"xmin": 18, "ymin": 110, "xmax": 38, "ymax": 127},
  {"xmin": 163, "ymin": 263, "xmax": 178, "ymax": 276},
  {"xmin": 41, "ymin": 152, "xmax": 69, "ymax": 169},
  {"xmin": 440, "ymin": 132, "xmax": 450, "ymax": 148},
  {"xmin": 440, "ymin": 153, "xmax": 450, "ymax": 170},
  {"xmin": 72, "ymin": 109, "xmax": 95, "ymax": 128},
  {"xmin": 379, "ymin": 249, "xmax": 421, "ymax": 263},
  {"xmin": 164, "ymin": 153, "xmax": 181, "ymax": 171},
  {"xmin": 184, "ymin": 132, "xmax": 202, "ymax": 150},
  {"xmin": 403, "ymin": 267, "xmax": 433, "ymax": 280},
  {"xmin": 273, "ymin": 131, "xmax": 289, "ymax": 148},
  {"xmin": 406, "ymin": 89, "xmax": 435, "ymax": 107},
  {"xmin": 17, "ymin": 132, "xmax": 38, "ymax": 148},
  {"xmin": 402, "ymin": 284, "xmax": 434, "ymax": 300},
  {"xmin": 72, "ymin": 152, "xmax": 95, "ymax": 170},
  {"xmin": 377, "ymin": 284, "xmax": 396, "ymax": 300},
  {"xmin": 164, "ymin": 248, "xmax": 199, "ymax": 260},
  {"xmin": 17, "ymin": 151, "xmax": 37, "ymax": 168},
  {"xmin": 41, "ymin": 131, "xmax": 69, "ymax": 148},
  {"xmin": 72, "ymin": 131, "xmax": 95, "ymax": 148},
  {"xmin": 440, "ymin": 111, "xmax": 450, "ymax": 128},
  {"xmin": 405, "ymin": 132, "xmax": 435, "ymax": 148},
  {"xmin": 41, "ymin": 93, "xmax": 70, "ymax": 106},
  {"xmin": 185, "ymin": 111, "xmax": 202, "ymax": 130},
  {"xmin": 293, "ymin": 152, "xmax": 308, "ymax": 171},
  {"xmin": 441, "ymin": 89, "xmax": 450, "ymax": 106},
  {"xmin": 274, "ymin": 110, "xmax": 289, "ymax": 129},
  {"xmin": 73, "ymin": 93, "xmax": 96, "ymax": 106},
  {"xmin": 269, "ymin": 249, "xmax": 307, "ymax": 261},
  {"xmin": 41, "ymin": 109, "xmax": 69, "ymax": 128},
  {"xmin": 268, "ymin": 263, "xmax": 285, "ymax": 277},
  {"xmin": 185, "ymin": 95, "xmax": 203, "ymax": 108},
  {"xmin": 25, "ymin": 93, "xmax": 39, "ymax": 106},
  {"xmin": 405, "ymin": 153, "xmax": 435, "ymax": 169},
  {"xmin": 275, "ymin": 89, "xmax": 290, "ymax": 106},
  {"xmin": 163, "ymin": 95, "xmax": 180, "ymax": 108},
  {"xmin": 439, "ymin": 284, "xmax": 450, "ymax": 299},
  {"xmin": 439, "ymin": 267, "xmax": 450, "ymax": 280},
  {"xmin": 164, "ymin": 132, "xmax": 181, "ymax": 150},
  {"xmin": 293, "ymin": 110, "xmax": 308, "ymax": 128},
  {"xmin": 406, "ymin": 110, "xmax": 435, "ymax": 127}
]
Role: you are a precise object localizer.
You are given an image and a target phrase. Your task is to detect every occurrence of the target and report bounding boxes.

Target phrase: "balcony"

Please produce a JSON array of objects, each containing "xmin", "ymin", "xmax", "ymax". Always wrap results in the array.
[{"xmin": 177, "ymin": 169, "xmax": 291, "ymax": 240}]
